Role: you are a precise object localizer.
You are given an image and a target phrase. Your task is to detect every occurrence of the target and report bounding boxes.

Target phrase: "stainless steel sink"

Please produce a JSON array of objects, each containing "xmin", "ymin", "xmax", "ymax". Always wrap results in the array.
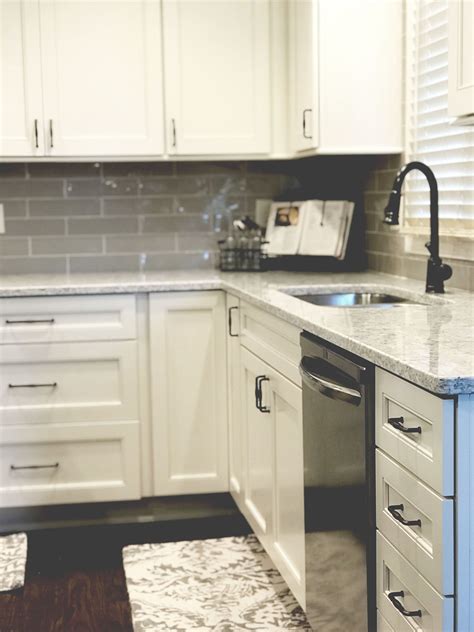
[{"xmin": 294, "ymin": 292, "xmax": 415, "ymax": 307}]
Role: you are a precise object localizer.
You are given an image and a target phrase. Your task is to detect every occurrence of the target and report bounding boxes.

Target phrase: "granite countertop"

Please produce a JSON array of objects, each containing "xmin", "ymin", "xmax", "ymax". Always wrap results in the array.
[{"xmin": 0, "ymin": 269, "xmax": 473, "ymax": 396}]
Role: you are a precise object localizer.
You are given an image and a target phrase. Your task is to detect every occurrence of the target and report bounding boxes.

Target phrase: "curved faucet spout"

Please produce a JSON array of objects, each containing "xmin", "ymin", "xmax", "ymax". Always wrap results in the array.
[{"xmin": 383, "ymin": 161, "xmax": 452, "ymax": 293}]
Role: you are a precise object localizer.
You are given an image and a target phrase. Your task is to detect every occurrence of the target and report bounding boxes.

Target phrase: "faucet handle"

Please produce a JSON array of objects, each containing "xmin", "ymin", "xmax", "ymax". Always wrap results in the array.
[{"xmin": 439, "ymin": 262, "xmax": 453, "ymax": 282}]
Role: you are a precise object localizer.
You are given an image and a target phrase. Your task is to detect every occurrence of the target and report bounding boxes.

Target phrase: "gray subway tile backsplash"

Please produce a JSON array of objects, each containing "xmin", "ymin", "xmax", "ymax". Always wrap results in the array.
[
  {"xmin": 0, "ymin": 238, "xmax": 29, "ymax": 257},
  {"xmin": 142, "ymin": 214, "xmax": 211, "ymax": 234},
  {"xmin": 0, "ymin": 256, "xmax": 67, "ymax": 276},
  {"xmin": 139, "ymin": 176, "xmax": 210, "ymax": 196},
  {"xmin": 103, "ymin": 197, "xmax": 174, "ymax": 215},
  {"xmin": 2, "ymin": 200, "xmax": 27, "ymax": 218},
  {"xmin": 31, "ymin": 236, "xmax": 103, "ymax": 256},
  {"xmin": 69, "ymin": 254, "xmax": 141, "ymax": 274},
  {"xmin": 5, "ymin": 219, "xmax": 66, "ymax": 236},
  {"xmin": 68, "ymin": 217, "xmax": 139, "ymax": 235},
  {"xmin": 0, "ymin": 179, "xmax": 64, "ymax": 199},
  {"xmin": 29, "ymin": 199, "xmax": 101, "ymax": 217},
  {"xmin": 1, "ymin": 157, "xmax": 472, "ymax": 285},
  {"xmin": 105, "ymin": 234, "xmax": 174, "ymax": 254},
  {"xmin": 0, "ymin": 161, "xmax": 290, "ymax": 275}
]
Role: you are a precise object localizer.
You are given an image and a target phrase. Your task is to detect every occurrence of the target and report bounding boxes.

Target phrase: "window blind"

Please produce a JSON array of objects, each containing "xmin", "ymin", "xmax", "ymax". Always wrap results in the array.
[{"xmin": 405, "ymin": 0, "xmax": 474, "ymax": 234}]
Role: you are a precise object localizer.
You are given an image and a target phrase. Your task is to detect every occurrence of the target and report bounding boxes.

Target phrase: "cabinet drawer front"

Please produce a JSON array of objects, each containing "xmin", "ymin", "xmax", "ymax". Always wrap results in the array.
[
  {"xmin": 375, "ymin": 368, "xmax": 454, "ymax": 496},
  {"xmin": 377, "ymin": 532, "xmax": 453, "ymax": 632},
  {"xmin": 376, "ymin": 450, "xmax": 454, "ymax": 595},
  {"xmin": 0, "ymin": 341, "xmax": 138, "ymax": 424},
  {"xmin": 377, "ymin": 610, "xmax": 396, "ymax": 632},
  {"xmin": 0, "ymin": 421, "xmax": 140, "ymax": 507},
  {"xmin": 0, "ymin": 295, "xmax": 136, "ymax": 344},
  {"xmin": 240, "ymin": 301, "xmax": 301, "ymax": 385}
]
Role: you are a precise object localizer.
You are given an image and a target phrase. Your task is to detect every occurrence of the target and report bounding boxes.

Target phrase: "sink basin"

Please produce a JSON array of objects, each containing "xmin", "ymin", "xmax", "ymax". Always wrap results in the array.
[{"xmin": 294, "ymin": 292, "xmax": 414, "ymax": 307}]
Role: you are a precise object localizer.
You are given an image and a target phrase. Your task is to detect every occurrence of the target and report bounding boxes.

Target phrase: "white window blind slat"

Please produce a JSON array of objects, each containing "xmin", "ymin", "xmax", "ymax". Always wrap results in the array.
[{"xmin": 405, "ymin": 0, "xmax": 474, "ymax": 232}]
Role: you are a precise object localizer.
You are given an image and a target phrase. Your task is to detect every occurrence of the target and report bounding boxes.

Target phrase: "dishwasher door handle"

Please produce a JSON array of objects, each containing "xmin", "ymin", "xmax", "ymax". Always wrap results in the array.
[{"xmin": 299, "ymin": 357, "xmax": 362, "ymax": 406}]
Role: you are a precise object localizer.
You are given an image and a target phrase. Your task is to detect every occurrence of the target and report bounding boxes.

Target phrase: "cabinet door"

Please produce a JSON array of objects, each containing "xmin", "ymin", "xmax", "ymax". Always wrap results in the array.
[
  {"xmin": 0, "ymin": 0, "xmax": 43, "ymax": 156},
  {"xmin": 149, "ymin": 292, "xmax": 228, "ymax": 495},
  {"xmin": 226, "ymin": 294, "xmax": 244, "ymax": 507},
  {"xmin": 448, "ymin": 0, "xmax": 474, "ymax": 119},
  {"xmin": 288, "ymin": 0, "xmax": 318, "ymax": 153},
  {"xmin": 38, "ymin": 0, "xmax": 164, "ymax": 156},
  {"xmin": 241, "ymin": 348, "xmax": 274, "ymax": 549},
  {"xmin": 270, "ymin": 368, "xmax": 305, "ymax": 608},
  {"xmin": 162, "ymin": 0, "xmax": 271, "ymax": 155}
]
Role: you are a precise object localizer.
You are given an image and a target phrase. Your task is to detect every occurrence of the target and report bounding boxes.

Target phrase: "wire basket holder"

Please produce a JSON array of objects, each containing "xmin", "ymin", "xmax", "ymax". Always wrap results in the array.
[{"xmin": 218, "ymin": 239, "xmax": 268, "ymax": 272}]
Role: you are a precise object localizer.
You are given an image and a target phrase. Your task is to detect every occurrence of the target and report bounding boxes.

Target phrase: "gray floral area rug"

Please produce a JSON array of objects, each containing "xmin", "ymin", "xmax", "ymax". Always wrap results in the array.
[
  {"xmin": 0, "ymin": 532, "xmax": 27, "ymax": 592},
  {"xmin": 123, "ymin": 534, "xmax": 311, "ymax": 630}
]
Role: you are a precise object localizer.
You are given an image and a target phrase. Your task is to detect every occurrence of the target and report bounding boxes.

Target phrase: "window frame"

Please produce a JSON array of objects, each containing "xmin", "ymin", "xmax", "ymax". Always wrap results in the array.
[{"xmin": 401, "ymin": 0, "xmax": 474, "ymax": 248}]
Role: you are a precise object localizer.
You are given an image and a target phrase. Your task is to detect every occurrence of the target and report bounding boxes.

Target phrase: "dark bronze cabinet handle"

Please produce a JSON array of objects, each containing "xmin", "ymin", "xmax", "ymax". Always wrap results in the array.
[
  {"xmin": 228, "ymin": 306, "xmax": 239, "ymax": 337},
  {"xmin": 255, "ymin": 375, "xmax": 270, "ymax": 413},
  {"xmin": 388, "ymin": 504, "xmax": 422, "ymax": 527},
  {"xmin": 388, "ymin": 591, "xmax": 422, "ymax": 618},
  {"xmin": 171, "ymin": 118, "xmax": 177, "ymax": 148},
  {"xmin": 388, "ymin": 416, "xmax": 421, "ymax": 434},
  {"xmin": 11, "ymin": 463, "xmax": 59, "ymax": 471},
  {"xmin": 302, "ymin": 108, "xmax": 312, "ymax": 139},
  {"xmin": 5, "ymin": 318, "xmax": 55, "ymax": 325},
  {"xmin": 34, "ymin": 119, "xmax": 39, "ymax": 148},
  {"xmin": 49, "ymin": 119, "xmax": 54, "ymax": 148},
  {"xmin": 8, "ymin": 382, "xmax": 57, "ymax": 389}
]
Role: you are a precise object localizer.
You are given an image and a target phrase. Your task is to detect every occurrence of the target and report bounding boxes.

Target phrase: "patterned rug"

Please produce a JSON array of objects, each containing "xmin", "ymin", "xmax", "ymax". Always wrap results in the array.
[
  {"xmin": 123, "ymin": 534, "xmax": 311, "ymax": 630},
  {"xmin": 0, "ymin": 533, "xmax": 27, "ymax": 592}
]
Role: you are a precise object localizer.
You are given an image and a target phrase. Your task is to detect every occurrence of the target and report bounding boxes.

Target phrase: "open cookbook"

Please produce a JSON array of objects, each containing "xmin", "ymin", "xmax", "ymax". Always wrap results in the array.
[{"xmin": 264, "ymin": 199, "xmax": 354, "ymax": 259}]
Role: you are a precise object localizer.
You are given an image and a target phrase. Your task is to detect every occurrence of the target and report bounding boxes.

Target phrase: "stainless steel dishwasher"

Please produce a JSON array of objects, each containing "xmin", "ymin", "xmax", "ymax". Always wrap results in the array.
[{"xmin": 300, "ymin": 332, "xmax": 375, "ymax": 632}]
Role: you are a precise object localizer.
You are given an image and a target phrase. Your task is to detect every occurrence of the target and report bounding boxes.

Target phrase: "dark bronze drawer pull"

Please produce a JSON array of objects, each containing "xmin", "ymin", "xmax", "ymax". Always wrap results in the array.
[
  {"xmin": 388, "ymin": 591, "xmax": 422, "ymax": 618},
  {"xmin": 8, "ymin": 383, "xmax": 58, "ymax": 389},
  {"xmin": 255, "ymin": 375, "xmax": 270, "ymax": 413},
  {"xmin": 228, "ymin": 306, "xmax": 239, "ymax": 337},
  {"xmin": 388, "ymin": 416, "xmax": 421, "ymax": 434},
  {"xmin": 388, "ymin": 504, "xmax": 422, "ymax": 527},
  {"xmin": 5, "ymin": 318, "xmax": 55, "ymax": 325},
  {"xmin": 11, "ymin": 463, "xmax": 59, "ymax": 471}
]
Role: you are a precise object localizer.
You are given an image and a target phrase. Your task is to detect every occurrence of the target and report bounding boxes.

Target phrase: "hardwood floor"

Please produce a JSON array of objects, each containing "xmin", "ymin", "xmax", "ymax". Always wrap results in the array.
[{"xmin": 0, "ymin": 514, "xmax": 251, "ymax": 632}]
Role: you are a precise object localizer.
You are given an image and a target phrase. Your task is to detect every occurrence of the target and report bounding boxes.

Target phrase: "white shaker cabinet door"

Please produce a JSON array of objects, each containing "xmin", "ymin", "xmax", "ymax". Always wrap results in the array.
[
  {"xmin": 241, "ymin": 347, "xmax": 274, "ymax": 550},
  {"xmin": 38, "ymin": 0, "xmax": 164, "ymax": 156},
  {"xmin": 0, "ymin": 0, "xmax": 44, "ymax": 156},
  {"xmin": 226, "ymin": 294, "xmax": 244, "ymax": 508},
  {"xmin": 162, "ymin": 0, "xmax": 271, "ymax": 155},
  {"xmin": 149, "ymin": 292, "xmax": 228, "ymax": 495},
  {"xmin": 270, "ymin": 366, "xmax": 305, "ymax": 608},
  {"xmin": 288, "ymin": 0, "xmax": 318, "ymax": 153}
]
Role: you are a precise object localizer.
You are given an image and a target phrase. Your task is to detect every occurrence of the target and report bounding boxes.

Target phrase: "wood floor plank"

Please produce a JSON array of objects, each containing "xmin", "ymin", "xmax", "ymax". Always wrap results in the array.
[{"xmin": 0, "ymin": 514, "xmax": 250, "ymax": 631}]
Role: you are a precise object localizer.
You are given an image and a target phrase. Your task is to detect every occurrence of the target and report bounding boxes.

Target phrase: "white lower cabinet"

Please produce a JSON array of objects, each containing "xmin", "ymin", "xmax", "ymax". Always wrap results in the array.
[
  {"xmin": 240, "ymin": 346, "xmax": 305, "ymax": 608},
  {"xmin": 241, "ymin": 348, "xmax": 274, "ymax": 548},
  {"xmin": 0, "ymin": 421, "xmax": 140, "ymax": 507},
  {"xmin": 226, "ymin": 294, "xmax": 244, "ymax": 507},
  {"xmin": 149, "ymin": 291, "xmax": 228, "ymax": 495},
  {"xmin": 377, "ymin": 532, "xmax": 454, "ymax": 632}
]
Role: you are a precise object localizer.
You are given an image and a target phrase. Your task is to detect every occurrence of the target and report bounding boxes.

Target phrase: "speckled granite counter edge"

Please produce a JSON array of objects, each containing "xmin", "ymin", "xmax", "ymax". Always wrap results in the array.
[{"xmin": 0, "ymin": 273, "xmax": 472, "ymax": 396}]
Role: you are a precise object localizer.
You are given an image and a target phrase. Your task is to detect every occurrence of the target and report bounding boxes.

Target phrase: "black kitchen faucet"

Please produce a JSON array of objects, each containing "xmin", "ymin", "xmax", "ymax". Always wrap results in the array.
[{"xmin": 383, "ymin": 160, "xmax": 453, "ymax": 293}]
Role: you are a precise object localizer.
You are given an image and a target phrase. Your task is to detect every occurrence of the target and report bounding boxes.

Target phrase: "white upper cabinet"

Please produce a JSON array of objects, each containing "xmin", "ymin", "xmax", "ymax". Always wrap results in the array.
[
  {"xmin": 288, "ymin": 0, "xmax": 318, "ymax": 153},
  {"xmin": 0, "ymin": 0, "xmax": 44, "ymax": 156},
  {"xmin": 162, "ymin": 0, "xmax": 271, "ymax": 156},
  {"xmin": 448, "ymin": 0, "xmax": 474, "ymax": 121},
  {"xmin": 288, "ymin": 0, "xmax": 403, "ymax": 154},
  {"xmin": 39, "ymin": 0, "xmax": 164, "ymax": 156}
]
